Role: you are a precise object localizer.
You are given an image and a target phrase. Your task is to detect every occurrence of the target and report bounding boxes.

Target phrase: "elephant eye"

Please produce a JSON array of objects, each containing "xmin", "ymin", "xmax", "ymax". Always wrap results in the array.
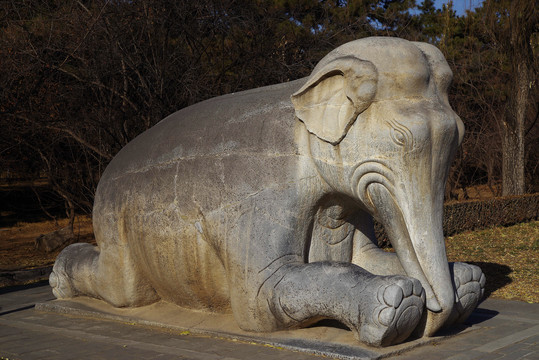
[
  {"xmin": 391, "ymin": 128, "xmax": 406, "ymax": 146},
  {"xmin": 387, "ymin": 120, "xmax": 413, "ymax": 148}
]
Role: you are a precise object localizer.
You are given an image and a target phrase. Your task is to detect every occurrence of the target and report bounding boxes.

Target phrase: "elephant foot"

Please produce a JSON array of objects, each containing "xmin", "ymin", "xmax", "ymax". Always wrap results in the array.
[
  {"xmin": 447, "ymin": 262, "xmax": 486, "ymax": 326},
  {"xmin": 359, "ymin": 276, "xmax": 425, "ymax": 347},
  {"xmin": 49, "ymin": 243, "xmax": 97, "ymax": 299},
  {"xmin": 49, "ymin": 269, "xmax": 75, "ymax": 299}
]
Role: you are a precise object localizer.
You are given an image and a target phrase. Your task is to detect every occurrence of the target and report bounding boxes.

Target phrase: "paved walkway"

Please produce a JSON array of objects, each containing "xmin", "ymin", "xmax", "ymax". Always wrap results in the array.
[{"xmin": 0, "ymin": 281, "xmax": 537, "ymax": 359}]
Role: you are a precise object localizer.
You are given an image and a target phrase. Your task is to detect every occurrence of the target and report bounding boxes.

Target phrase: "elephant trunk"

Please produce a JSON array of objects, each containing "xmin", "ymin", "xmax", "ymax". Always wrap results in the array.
[{"xmin": 366, "ymin": 182, "xmax": 455, "ymax": 336}]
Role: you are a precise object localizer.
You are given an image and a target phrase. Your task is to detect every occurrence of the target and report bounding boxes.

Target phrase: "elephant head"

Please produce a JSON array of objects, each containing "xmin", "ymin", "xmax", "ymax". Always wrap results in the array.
[{"xmin": 291, "ymin": 37, "xmax": 465, "ymax": 336}]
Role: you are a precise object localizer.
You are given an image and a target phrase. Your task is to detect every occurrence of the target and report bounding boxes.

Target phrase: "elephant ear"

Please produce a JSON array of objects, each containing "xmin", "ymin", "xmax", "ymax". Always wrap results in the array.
[{"xmin": 291, "ymin": 56, "xmax": 378, "ymax": 144}]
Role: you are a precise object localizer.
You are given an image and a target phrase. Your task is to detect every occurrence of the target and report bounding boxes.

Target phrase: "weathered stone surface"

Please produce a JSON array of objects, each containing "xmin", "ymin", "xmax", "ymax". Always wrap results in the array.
[{"xmin": 49, "ymin": 37, "xmax": 485, "ymax": 347}]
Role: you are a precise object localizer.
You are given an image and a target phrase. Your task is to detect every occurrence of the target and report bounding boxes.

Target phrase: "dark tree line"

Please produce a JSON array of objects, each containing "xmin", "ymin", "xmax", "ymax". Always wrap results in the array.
[{"xmin": 1, "ymin": 0, "xmax": 537, "ymax": 223}]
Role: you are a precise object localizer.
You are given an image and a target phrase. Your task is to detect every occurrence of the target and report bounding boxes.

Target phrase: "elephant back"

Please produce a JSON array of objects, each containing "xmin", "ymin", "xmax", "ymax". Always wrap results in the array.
[{"xmin": 102, "ymin": 78, "xmax": 306, "ymax": 181}]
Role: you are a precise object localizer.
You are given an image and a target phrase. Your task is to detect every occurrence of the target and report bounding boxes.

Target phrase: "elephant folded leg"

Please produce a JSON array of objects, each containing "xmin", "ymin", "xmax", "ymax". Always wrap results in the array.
[
  {"xmin": 263, "ymin": 261, "xmax": 425, "ymax": 347},
  {"xmin": 445, "ymin": 262, "xmax": 486, "ymax": 326},
  {"xmin": 352, "ymin": 234, "xmax": 486, "ymax": 335},
  {"xmin": 49, "ymin": 243, "xmax": 98, "ymax": 300},
  {"xmin": 350, "ymin": 216, "xmax": 405, "ymax": 276},
  {"xmin": 50, "ymin": 243, "xmax": 158, "ymax": 307}
]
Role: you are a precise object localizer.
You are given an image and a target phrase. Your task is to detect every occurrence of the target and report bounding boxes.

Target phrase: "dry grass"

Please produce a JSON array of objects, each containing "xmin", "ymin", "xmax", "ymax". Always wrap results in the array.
[
  {"xmin": 0, "ymin": 215, "xmax": 94, "ymax": 270},
  {"xmin": 446, "ymin": 220, "xmax": 539, "ymax": 303}
]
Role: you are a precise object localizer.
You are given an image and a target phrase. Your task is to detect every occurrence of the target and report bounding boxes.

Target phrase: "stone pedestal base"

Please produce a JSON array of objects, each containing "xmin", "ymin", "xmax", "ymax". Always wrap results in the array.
[{"xmin": 36, "ymin": 297, "xmax": 475, "ymax": 360}]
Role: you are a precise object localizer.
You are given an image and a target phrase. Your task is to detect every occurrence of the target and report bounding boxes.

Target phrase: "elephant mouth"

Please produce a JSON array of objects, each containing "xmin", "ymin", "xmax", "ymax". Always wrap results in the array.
[{"xmin": 350, "ymin": 160, "xmax": 454, "ymax": 317}]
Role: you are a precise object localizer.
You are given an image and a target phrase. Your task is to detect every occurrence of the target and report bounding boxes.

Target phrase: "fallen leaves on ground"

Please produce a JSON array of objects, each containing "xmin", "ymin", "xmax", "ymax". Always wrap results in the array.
[{"xmin": 0, "ymin": 216, "xmax": 94, "ymax": 270}]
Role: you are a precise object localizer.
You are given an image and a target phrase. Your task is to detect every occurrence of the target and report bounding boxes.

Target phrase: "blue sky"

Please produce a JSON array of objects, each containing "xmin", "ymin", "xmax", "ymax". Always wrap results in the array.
[{"xmin": 433, "ymin": 0, "xmax": 484, "ymax": 16}]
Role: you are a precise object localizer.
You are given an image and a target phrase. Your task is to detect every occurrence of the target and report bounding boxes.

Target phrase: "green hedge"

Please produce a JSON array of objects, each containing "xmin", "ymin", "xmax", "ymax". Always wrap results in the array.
[{"xmin": 375, "ymin": 193, "xmax": 539, "ymax": 246}]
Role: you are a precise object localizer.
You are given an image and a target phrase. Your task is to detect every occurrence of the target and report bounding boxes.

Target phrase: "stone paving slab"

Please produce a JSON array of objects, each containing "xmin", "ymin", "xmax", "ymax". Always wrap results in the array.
[
  {"xmin": 391, "ymin": 299, "xmax": 539, "ymax": 359},
  {"xmin": 0, "ymin": 306, "xmax": 322, "ymax": 360},
  {"xmin": 36, "ymin": 296, "xmax": 468, "ymax": 360}
]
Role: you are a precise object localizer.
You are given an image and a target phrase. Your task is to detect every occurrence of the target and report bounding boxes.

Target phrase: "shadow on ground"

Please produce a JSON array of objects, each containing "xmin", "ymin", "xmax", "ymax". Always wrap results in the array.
[{"xmin": 467, "ymin": 261, "xmax": 513, "ymax": 299}]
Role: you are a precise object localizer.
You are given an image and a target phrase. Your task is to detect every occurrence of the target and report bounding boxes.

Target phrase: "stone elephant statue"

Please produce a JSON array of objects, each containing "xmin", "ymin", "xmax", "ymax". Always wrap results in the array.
[{"xmin": 50, "ymin": 37, "xmax": 485, "ymax": 347}]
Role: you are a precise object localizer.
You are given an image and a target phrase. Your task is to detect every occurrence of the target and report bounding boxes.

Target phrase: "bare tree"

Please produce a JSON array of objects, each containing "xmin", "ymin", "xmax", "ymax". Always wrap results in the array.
[{"xmin": 483, "ymin": 0, "xmax": 538, "ymax": 195}]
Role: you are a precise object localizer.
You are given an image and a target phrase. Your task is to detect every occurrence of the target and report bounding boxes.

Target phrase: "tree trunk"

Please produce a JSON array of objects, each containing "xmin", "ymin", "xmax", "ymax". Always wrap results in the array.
[{"xmin": 501, "ymin": 61, "xmax": 528, "ymax": 196}]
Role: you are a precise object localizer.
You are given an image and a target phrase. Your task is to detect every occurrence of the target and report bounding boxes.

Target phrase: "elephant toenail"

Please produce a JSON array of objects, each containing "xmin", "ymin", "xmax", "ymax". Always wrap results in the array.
[
  {"xmin": 472, "ymin": 266, "xmax": 482, "ymax": 280},
  {"xmin": 461, "ymin": 267, "xmax": 472, "ymax": 283},
  {"xmin": 400, "ymin": 279, "xmax": 413, "ymax": 297},
  {"xmin": 384, "ymin": 285, "xmax": 403, "ymax": 308},
  {"xmin": 479, "ymin": 273, "xmax": 486, "ymax": 287},
  {"xmin": 412, "ymin": 279, "xmax": 422, "ymax": 296},
  {"xmin": 379, "ymin": 307, "xmax": 396, "ymax": 326}
]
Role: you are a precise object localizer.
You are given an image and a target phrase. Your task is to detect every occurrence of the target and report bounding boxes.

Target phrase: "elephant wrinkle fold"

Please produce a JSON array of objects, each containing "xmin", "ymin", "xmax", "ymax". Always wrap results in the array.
[{"xmin": 50, "ymin": 37, "xmax": 485, "ymax": 347}]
